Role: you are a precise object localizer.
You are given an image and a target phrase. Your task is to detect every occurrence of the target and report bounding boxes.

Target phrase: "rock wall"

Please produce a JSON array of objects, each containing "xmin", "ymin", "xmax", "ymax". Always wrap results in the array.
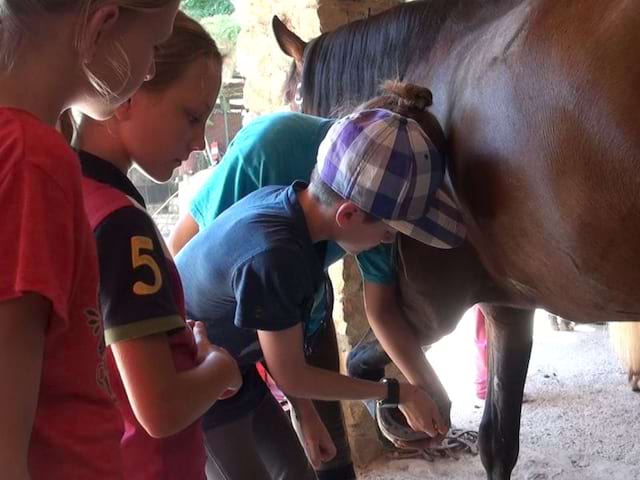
[{"xmin": 234, "ymin": 0, "xmax": 402, "ymax": 115}]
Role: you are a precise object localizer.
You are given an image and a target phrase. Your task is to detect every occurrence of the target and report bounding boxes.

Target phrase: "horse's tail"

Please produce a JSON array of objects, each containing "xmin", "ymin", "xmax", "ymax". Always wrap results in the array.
[{"xmin": 609, "ymin": 322, "xmax": 640, "ymax": 391}]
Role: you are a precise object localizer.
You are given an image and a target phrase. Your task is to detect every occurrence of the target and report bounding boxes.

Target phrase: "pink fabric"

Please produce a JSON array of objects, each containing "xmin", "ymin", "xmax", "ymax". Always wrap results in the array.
[
  {"xmin": 474, "ymin": 306, "xmax": 488, "ymax": 400},
  {"xmin": 256, "ymin": 363, "xmax": 289, "ymax": 411}
]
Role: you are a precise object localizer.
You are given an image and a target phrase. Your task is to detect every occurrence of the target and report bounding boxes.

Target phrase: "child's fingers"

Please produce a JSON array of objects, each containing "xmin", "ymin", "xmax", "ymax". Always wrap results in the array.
[
  {"xmin": 191, "ymin": 321, "xmax": 208, "ymax": 341},
  {"xmin": 394, "ymin": 436, "xmax": 443, "ymax": 450},
  {"xmin": 320, "ymin": 439, "xmax": 337, "ymax": 462},
  {"xmin": 219, "ymin": 387, "xmax": 238, "ymax": 400}
]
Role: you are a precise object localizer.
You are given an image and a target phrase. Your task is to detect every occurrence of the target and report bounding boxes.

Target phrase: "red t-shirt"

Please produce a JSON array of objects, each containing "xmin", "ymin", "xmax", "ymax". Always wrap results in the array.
[
  {"xmin": 0, "ymin": 109, "xmax": 124, "ymax": 478},
  {"xmin": 80, "ymin": 151, "xmax": 206, "ymax": 480}
]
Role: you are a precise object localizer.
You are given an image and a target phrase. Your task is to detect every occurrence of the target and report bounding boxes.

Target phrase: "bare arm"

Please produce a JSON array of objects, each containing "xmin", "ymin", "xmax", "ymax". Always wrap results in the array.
[
  {"xmin": 258, "ymin": 323, "xmax": 387, "ymax": 401},
  {"xmin": 259, "ymin": 323, "xmax": 445, "ymax": 436},
  {"xmin": 111, "ymin": 321, "xmax": 241, "ymax": 438},
  {"xmin": 167, "ymin": 212, "xmax": 199, "ymax": 256},
  {"xmin": 363, "ymin": 281, "xmax": 450, "ymax": 422},
  {"xmin": 287, "ymin": 396, "xmax": 337, "ymax": 468},
  {"xmin": 0, "ymin": 294, "xmax": 49, "ymax": 480}
]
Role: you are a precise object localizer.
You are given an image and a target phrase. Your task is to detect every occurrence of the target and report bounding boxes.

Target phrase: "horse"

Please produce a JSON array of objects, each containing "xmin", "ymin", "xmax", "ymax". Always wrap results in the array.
[{"xmin": 272, "ymin": 1, "xmax": 640, "ymax": 479}]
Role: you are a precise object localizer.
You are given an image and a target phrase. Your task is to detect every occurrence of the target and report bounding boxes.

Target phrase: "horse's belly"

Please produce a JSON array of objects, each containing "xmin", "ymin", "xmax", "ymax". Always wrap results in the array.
[{"xmin": 449, "ymin": 0, "xmax": 640, "ymax": 322}]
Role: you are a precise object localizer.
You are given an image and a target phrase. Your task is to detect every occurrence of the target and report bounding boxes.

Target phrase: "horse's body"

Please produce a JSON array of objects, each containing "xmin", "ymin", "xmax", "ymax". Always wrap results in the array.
[{"xmin": 273, "ymin": 1, "xmax": 640, "ymax": 478}]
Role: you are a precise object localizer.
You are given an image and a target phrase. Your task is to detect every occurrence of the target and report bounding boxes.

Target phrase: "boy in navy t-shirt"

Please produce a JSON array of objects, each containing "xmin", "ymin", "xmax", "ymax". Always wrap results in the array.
[{"xmin": 176, "ymin": 108, "xmax": 466, "ymax": 479}]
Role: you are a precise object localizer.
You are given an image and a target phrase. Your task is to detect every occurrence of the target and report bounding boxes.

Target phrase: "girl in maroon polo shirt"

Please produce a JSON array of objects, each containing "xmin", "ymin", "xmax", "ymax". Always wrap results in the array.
[{"xmin": 75, "ymin": 11, "xmax": 241, "ymax": 480}]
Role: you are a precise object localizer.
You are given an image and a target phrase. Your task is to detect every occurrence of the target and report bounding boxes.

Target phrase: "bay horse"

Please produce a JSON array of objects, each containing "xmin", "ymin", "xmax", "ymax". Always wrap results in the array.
[{"xmin": 272, "ymin": 1, "xmax": 640, "ymax": 479}]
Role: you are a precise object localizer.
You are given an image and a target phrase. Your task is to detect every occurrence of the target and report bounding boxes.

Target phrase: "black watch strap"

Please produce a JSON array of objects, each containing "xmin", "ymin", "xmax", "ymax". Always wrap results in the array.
[{"xmin": 379, "ymin": 377, "xmax": 400, "ymax": 408}]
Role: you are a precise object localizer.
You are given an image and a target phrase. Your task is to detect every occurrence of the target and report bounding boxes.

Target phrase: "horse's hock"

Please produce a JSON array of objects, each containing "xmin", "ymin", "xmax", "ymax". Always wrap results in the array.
[{"xmin": 234, "ymin": 0, "xmax": 403, "ymax": 466}]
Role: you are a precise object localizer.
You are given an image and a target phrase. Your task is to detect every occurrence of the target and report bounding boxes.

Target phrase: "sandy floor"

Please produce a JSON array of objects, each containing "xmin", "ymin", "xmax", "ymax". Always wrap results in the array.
[{"xmin": 359, "ymin": 310, "xmax": 640, "ymax": 479}]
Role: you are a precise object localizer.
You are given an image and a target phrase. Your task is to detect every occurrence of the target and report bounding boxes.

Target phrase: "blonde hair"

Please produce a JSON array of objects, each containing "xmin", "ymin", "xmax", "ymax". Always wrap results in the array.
[
  {"xmin": 0, "ymin": 0, "xmax": 176, "ymax": 71},
  {"xmin": 59, "ymin": 10, "xmax": 221, "ymax": 142},
  {"xmin": 142, "ymin": 10, "xmax": 222, "ymax": 93}
]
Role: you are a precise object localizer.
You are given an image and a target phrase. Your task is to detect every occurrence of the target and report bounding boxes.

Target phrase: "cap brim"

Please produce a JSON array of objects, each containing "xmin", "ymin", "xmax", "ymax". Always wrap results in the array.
[{"xmin": 384, "ymin": 188, "xmax": 466, "ymax": 249}]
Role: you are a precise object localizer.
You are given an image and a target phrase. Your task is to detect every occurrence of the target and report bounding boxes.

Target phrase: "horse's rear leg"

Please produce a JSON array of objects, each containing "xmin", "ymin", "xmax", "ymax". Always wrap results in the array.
[
  {"xmin": 609, "ymin": 322, "xmax": 640, "ymax": 392},
  {"xmin": 479, "ymin": 305, "xmax": 534, "ymax": 480}
]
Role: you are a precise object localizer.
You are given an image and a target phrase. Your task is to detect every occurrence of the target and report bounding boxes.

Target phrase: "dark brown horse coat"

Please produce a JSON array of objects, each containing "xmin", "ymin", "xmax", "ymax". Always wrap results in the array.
[{"xmin": 274, "ymin": 1, "xmax": 640, "ymax": 478}]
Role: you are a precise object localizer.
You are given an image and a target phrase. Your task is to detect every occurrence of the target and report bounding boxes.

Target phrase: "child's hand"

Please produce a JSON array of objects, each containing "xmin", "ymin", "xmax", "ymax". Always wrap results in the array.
[
  {"xmin": 398, "ymin": 383, "xmax": 449, "ymax": 439},
  {"xmin": 189, "ymin": 320, "xmax": 217, "ymax": 362},
  {"xmin": 190, "ymin": 320, "xmax": 242, "ymax": 395},
  {"xmin": 293, "ymin": 403, "xmax": 337, "ymax": 469},
  {"xmin": 209, "ymin": 345, "xmax": 242, "ymax": 395}
]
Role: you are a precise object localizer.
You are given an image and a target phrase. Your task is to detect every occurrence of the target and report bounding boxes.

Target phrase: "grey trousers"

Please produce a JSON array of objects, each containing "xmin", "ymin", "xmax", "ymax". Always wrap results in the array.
[
  {"xmin": 204, "ymin": 394, "xmax": 317, "ymax": 480},
  {"xmin": 206, "ymin": 274, "xmax": 355, "ymax": 480}
]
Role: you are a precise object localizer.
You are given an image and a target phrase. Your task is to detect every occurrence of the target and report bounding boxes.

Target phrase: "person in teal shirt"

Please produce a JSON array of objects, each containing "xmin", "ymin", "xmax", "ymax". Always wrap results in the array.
[
  {"xmin": 170, "ymin": 112, "xmax": 395, "ymax": 285},
  {"xmin": 169, "ymin": 110, "xmax": 445, "ymax": 479}
]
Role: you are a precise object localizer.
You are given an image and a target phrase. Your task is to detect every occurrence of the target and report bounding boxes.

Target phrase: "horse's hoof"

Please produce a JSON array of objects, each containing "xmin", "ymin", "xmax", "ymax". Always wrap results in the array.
[
  {"xmin": 626, "ymin": 371, "xmax": 640, "ymax": 392},
  {"xmin": 559, "ymin": 320, "xmax": 574, "ymax": 332}
]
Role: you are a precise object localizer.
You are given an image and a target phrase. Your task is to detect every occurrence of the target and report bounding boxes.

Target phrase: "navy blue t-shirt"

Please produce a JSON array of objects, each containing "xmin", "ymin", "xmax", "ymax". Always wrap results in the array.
[{"xmin": 176, "ymin": 182, "xmax": 325, "ymax": 428}]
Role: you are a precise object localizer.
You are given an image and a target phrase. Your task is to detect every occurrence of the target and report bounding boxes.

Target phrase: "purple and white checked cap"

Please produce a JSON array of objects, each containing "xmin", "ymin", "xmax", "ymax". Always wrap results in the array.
[{"xmin": 316, "ymin": 108, "xmax": 466, "ymax": 248}]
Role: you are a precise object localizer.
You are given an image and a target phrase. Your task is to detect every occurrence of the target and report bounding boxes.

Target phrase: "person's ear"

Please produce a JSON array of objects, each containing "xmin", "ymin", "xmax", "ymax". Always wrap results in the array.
[
  {"xmin": 79, "ymin": 4, "xmax": 120, "ymax": 65},
  {"xmin": 113, "ymin": 98, "xmax": 133, "ymax": 121},
  {"xmin": 335, "ymin": 202, "xmax": 360, "ymax": 228}
]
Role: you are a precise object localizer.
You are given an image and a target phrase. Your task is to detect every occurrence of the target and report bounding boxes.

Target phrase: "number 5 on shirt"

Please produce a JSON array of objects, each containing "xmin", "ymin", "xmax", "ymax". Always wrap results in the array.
[{"xmin": 131, "ymin": 236, "xmax": 162, "ymax": 295}]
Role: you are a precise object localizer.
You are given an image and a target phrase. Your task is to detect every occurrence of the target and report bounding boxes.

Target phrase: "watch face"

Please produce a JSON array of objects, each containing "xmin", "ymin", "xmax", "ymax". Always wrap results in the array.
[{"xmin": 381, "ymin": 378, "xmax": 400, "ymax": 408}]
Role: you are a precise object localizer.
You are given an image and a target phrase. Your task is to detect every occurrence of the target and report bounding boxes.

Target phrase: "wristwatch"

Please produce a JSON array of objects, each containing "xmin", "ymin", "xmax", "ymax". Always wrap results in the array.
[{"xmin": 378, "ymin": 377, "xmax": 400, "ymax": 408}]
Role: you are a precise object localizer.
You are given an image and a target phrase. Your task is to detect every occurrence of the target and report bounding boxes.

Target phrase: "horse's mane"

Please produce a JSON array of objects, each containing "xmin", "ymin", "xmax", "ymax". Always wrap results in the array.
[{"xmin": 298, "ymin": 0, "xmax": 521, "ymax": 117}]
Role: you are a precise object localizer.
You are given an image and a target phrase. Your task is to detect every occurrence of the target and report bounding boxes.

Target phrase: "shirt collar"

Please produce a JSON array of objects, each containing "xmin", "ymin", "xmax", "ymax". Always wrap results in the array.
[
  {"xmin": 78, "ymin": 150, "xmax": 146, "ymax": 208},
  {"xmin": 287, "ymin": 181, "xmax": 325, "ymax": 285}
]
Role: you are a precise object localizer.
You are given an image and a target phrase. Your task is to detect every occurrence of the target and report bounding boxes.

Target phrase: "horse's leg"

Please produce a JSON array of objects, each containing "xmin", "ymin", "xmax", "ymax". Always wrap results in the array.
[
  {"xmin": 346, "ymin": 328, "xmax": 390, "ymax": 381},
  {"xmin": 609, "ymin": 322, "xmax": 640, "ymax": 392},
  {"xmin": 628, "ymin": 371, "xmax": 640, "ymax": 392},
  {"xmin": 558, "ymin": 317, "xmax": 574, "ymax": 332},
  {"xmin": 479, "ymin": 305, "xmax": 534, "ymax": 480}
]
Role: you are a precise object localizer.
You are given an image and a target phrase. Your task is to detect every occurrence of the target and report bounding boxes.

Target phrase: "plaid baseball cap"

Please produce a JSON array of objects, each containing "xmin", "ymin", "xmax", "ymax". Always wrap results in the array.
[{"xmin": 316, "ymin": 108, "xmax": 466, "ymax": 248}]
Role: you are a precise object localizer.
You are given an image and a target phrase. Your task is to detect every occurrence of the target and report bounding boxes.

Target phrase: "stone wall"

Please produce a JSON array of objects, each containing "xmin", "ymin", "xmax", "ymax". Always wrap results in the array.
[
  {"xmin": 234, "ymin": 0, "xmax": 402, "ymax": 115},
  {"xmin": 328, "ymin": 257, "xmax": 383, "ymax": 466},
  {"xmin": 234, "ymin": 0, "xmax": 321, "ymax": 114},
  {"xmin": 317, "ymin": 0, "xmax": 403, "ymax": 32}
]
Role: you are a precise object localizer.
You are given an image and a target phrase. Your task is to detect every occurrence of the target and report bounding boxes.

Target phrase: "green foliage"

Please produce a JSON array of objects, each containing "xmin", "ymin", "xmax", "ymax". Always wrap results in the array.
[
  {"xmin": 201, "ymin": 15, "xmax": 240, "ymax": 52},
  {"xmin": 180, "ymin": 0, "xmax": 234, "ymax": 20}
]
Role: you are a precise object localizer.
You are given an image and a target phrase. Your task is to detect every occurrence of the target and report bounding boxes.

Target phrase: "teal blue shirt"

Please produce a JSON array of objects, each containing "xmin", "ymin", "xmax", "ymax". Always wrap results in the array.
[{"xmin": 190, "ymin": 112, "xmax": 396, "ymax": 333}]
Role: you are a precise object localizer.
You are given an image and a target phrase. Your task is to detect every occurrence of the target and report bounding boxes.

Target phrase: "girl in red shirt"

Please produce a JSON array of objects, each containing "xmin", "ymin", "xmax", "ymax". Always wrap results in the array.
[
  {"xmin": 75, "ymin": 11, "xmax": 241, "ymax": 479},
  {"xmin": 0, "ymin": 1, "xmax": 180, "ymax": 478}
]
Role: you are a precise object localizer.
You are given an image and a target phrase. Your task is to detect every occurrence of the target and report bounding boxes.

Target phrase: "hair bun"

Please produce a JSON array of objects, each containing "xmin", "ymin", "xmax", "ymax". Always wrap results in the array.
[{"xmin": 381, "ymin": 81, "xmax": 433, "ymax": 111}]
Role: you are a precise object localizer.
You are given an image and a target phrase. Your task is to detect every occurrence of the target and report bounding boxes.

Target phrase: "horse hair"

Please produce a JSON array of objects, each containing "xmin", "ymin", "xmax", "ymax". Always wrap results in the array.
[{"xmin": 292, "ymin": 0, "xmax": 523, "ymax": 118}]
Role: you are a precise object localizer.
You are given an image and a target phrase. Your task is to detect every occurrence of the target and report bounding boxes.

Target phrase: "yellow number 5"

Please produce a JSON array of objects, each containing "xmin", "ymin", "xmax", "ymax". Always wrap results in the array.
[{"xmin": 131, "ymin": 236, "xmax": 162, "ymax": 295}]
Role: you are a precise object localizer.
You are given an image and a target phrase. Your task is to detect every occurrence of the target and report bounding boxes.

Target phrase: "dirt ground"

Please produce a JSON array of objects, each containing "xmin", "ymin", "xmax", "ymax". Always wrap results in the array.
[{"xmin": 358, "ymin": 310, "xmax": 640, "ymax": 480}]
